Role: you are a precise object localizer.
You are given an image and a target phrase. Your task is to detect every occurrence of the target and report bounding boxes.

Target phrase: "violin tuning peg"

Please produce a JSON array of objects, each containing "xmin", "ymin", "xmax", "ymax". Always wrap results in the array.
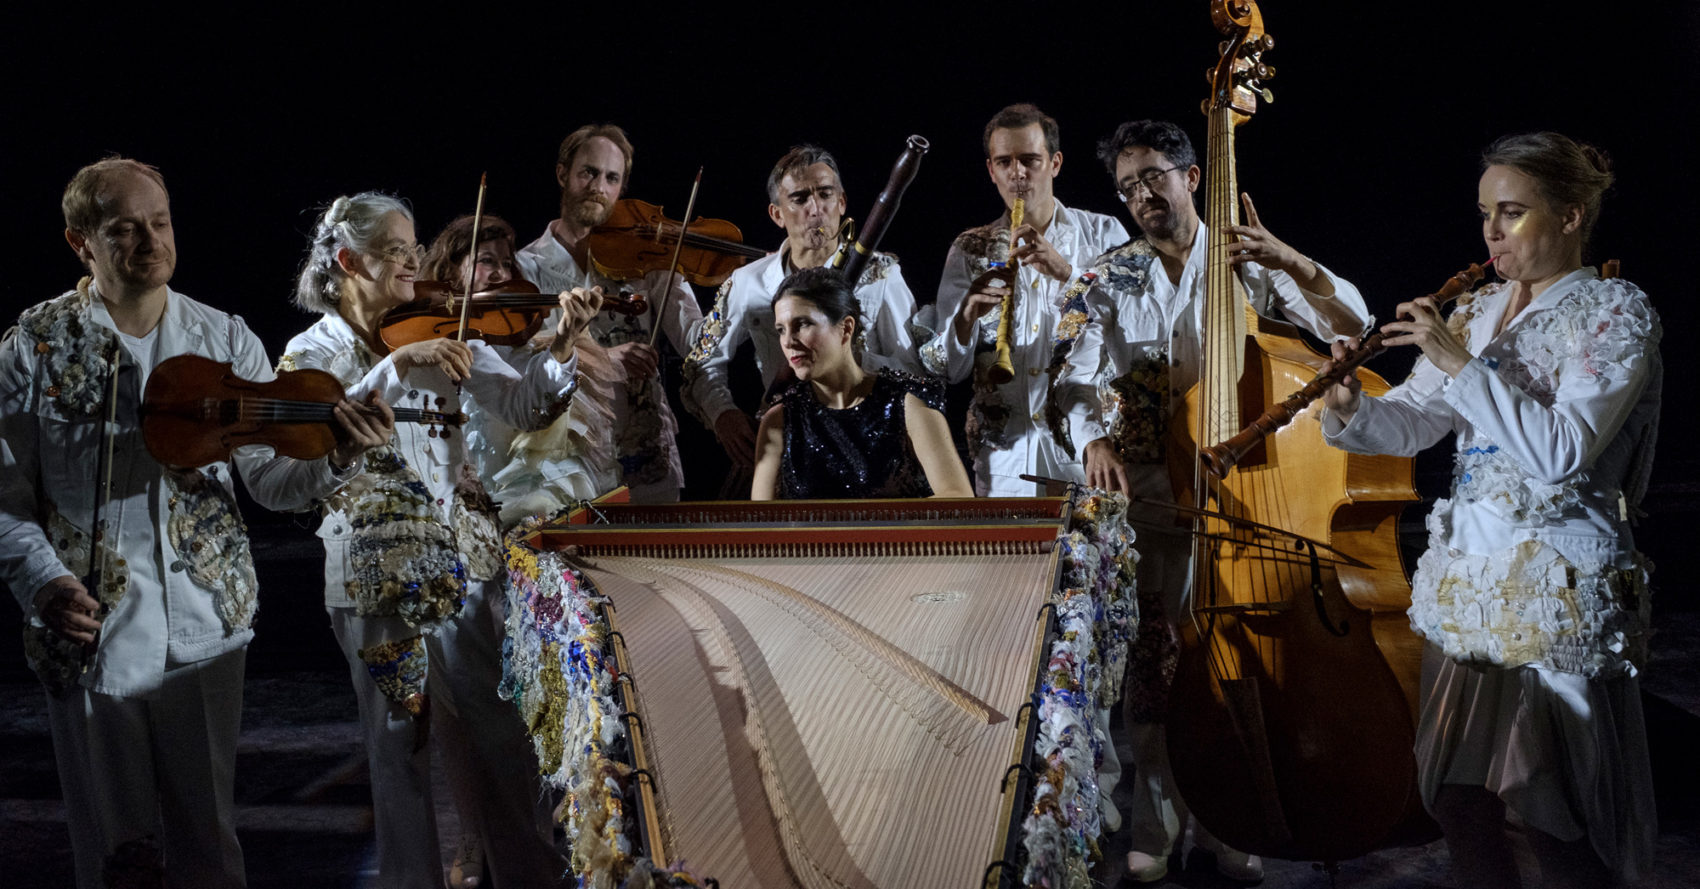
[
  {"xmin": 1260, "ymin": 87, "xmax": 1275, "ymax": 103},
  {"xmin": 1258, "ymin": 34, "xmax": 1275, "ymax": 52},
  {"xmin": 428, "ymin": 427, "xmax": 438, "ymax": 438},
  {"xmin": 1206, "ymin": 67, "xmax": 1218, "ymax": 85},
  {"xmin": 1259, "ymin": 63, "xmax": 1276, "ymax": 80}
]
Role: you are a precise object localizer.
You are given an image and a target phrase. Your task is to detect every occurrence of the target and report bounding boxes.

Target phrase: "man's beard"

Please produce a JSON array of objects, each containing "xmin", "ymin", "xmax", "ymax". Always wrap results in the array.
[
  {"xmin": 1135, "ymin": 201, "xmax": 1182, "ymax": 241},
  {"xmin": 565, "ymin": 194, "xmax": 613, "ymax": 228}
]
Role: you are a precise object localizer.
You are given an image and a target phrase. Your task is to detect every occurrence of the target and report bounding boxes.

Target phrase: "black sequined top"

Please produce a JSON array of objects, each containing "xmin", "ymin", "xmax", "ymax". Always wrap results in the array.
[{"xmin": 778, "ymin": 370, "xmax": 947, "ymax": 500}]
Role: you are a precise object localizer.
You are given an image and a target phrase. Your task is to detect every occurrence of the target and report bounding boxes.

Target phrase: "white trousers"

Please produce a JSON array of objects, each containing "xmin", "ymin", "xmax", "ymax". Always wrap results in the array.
[
  {"xmin": 330, "ymin": 580, "xmax": 563, "ymax": 889},
  {"xmin": 47, "ymin": 646, "xmax": 247, "ymax": 889},
  {"xmin": 1121, "ymin": 518, "xmax": 1192, "ymax": 856}
]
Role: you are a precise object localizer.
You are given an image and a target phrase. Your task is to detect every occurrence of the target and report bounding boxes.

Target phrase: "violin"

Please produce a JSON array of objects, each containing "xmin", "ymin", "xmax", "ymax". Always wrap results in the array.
[
  {"xmin": 378, "ymin": 278, "xmax": 645, "ymax": 351},
  {"xmin": 587, "ymin": 198, "xmax": 766, "ymax": 287},
  {"xmin": 140, "ymin": 354, "xmax": 464, "ymax": 468}
]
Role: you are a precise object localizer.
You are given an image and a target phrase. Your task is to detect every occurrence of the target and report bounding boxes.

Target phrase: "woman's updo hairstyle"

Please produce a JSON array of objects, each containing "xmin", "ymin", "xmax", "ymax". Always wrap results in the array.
[
  {"xmin": 294, "ymin": 192, "xmax": 413, "ymax": 314},
  {"xmin": 1482, "ymin": 132, "xmax": 1614, "ymax": 255},
  {"xmin": 773, "ymin": 266, "xmax": 864, "ymax": 338},
  {"xmin": 421, "ymin": 214, "xmax": 518, "ymax": 285}
]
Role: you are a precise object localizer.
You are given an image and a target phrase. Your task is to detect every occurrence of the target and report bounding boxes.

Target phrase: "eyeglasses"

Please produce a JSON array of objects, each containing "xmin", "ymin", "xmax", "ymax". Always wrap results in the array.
[
  {"xmin": 373, "ymin": 242, "xmax": 424, "ymax": 266},
  {"xmin": 1116, "ymin": 166, "xmax": 1183, "ymax": 202}
]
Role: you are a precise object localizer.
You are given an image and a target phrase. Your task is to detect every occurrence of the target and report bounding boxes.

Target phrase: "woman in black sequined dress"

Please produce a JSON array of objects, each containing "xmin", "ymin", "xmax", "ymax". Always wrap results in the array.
[{"xmin": 751, "ymin": 267, "xmax": 972, "ymax": 500}]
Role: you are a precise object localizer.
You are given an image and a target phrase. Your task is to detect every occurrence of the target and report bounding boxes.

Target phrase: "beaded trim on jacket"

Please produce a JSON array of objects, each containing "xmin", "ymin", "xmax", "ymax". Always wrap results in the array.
[
  {"xmin": 331, "ymin": 445, "xmax": 468, "ymax": 628},
  {"xmin": 24, "ymin": 504, "xmax": 129, "ymax": 692},
  {"xmin": 1045, "ymin": 239, "xmax": 1158, "ymax": 458},
  {"xmin": 14, "ymin": 280, "xmax": 120, "ymax": 418}
]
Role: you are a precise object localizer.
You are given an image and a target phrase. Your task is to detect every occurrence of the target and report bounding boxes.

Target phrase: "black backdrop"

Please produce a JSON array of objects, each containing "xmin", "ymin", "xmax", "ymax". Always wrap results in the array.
[{"xmin": 3, "ymin": 2, "xmax": 1696, "ymax": 505}]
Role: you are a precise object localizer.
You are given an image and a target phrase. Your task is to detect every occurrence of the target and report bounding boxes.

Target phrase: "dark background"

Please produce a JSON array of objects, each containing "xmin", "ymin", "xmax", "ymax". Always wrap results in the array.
[{"xmin": 1, "ymin": 3, "xmax": 1696, "ymax": 671}]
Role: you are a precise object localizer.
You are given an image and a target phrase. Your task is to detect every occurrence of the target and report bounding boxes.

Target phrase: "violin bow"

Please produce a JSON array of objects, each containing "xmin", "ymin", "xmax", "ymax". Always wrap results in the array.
[
  {"xmin": 81, "ymin": 339, "xmax": 122, "ymax": 670},
  {"xmin": 454, "ymin": 172, "xmax": 489, "ymax": 343},
  {"xmin": 648, "ymin": 167, "xmax": 703, "ymax": 348}
]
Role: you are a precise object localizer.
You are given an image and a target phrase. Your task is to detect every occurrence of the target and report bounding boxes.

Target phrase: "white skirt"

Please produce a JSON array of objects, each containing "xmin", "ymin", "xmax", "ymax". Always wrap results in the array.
[{"xmin": 1416, "ymin": 645, "xmax": 1657, "ymax": 882}]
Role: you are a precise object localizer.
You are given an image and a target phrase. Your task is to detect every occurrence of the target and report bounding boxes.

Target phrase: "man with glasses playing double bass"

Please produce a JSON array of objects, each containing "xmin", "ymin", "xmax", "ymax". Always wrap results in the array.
[{"xmin": 1052, "ymin": 119, "xmax": 1369, "ymax": 883}]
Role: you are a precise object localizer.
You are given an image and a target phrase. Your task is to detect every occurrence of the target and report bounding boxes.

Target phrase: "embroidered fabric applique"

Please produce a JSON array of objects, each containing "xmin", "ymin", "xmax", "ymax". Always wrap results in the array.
[
  {"xmin": 166, "ymin": 467, "xmax": 259, "ymax": 630},
  {"xmin": 359, "ymin": 634, "xmax": 429, "ymax": 715},
  {"xmin": 23, "ymin": 505, "xmax": 131, "ymax": 693},
  {"xmin": 1412, "ymin": 500, "xmax": 1651, "ymax": 678},
  {"xmin": 335, "ymin": 446, "xmax": 467, "ymax": 628},
  {"xmin": 15, "ymin": 281, "xmax": 120, "ymax": 417},
  {"xmin": 1044, "ymin": 240, "xmax": 1157, "ymax": 459}
]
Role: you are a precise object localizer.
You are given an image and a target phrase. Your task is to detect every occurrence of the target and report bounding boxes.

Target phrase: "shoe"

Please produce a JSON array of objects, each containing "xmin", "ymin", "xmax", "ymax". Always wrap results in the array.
[
  {"xmin": 448, "ymin": 832, "xmax": 485, "ymax": 889},
  {"xmin": 1100, "ymin": 799, "xmax": 1123, "ymax": 834},
  {"xmin": 1125, "ymin": 850, "xmax": 1168, "ymax": 883},
  {"xmin": 1210, "ymin": 848, "xmax": 1263, "ymax": 883}
]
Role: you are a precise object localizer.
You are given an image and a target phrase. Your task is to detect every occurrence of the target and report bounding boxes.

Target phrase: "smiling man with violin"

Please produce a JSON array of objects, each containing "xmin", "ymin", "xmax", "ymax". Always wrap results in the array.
[
  {"xmin": 515, "ymin": 123, "xmax": 703, "ymax": 502},
  {"xmin": 682, "ymin": 144, "xmax": 925, "ymax": 476},
  {"xmin": 0, "ymin": 158, "xmax": 393, "ymax": 889}
]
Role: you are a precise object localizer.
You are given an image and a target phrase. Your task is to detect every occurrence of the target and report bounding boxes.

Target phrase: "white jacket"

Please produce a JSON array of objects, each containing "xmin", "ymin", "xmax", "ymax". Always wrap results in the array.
[
  {"xmin": 261, "ymin": 314, "xmax": 577, "ymax": 608},
  {"xmin": 920, "ymin": 201, "xmax": 1129, "ymax": 495},
  {"xmin": 516, "ymin": 228, "xmax": 699, "ymax": 498},
  {"xmin": 1324, "ymin": 269, "xmax": 1661, "ymax": 676},
  {"xmin": 0, "ymin": 287, "xmax": 347, "ymax": 695}
]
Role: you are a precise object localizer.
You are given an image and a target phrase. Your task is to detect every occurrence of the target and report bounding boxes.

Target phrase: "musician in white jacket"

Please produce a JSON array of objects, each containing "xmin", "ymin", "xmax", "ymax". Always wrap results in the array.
[
  {"xmin": 683, "ymin": 144, "xmax": 923, "ymax": 476},
  {"xmin": 0, "ymin": 158, "xmax": 388, "ymax": 889},
  {"xmin": 259, "ymin": 191, "xmax": 598, "ymax": 888}
]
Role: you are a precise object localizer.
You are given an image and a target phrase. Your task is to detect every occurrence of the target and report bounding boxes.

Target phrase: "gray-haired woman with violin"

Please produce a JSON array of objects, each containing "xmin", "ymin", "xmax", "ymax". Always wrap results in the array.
[
  {"xmin": 255, "ymin": 191, "xmax": 599, "ymax": 887},
  {"xmin": 1322, "ymin": 133, "xmax": 1660, "ymax": 888}
]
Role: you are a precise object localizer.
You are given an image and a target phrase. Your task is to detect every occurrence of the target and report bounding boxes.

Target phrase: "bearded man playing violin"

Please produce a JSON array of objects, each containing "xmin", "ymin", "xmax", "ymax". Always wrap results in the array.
[
  {"xmin": 516, "ymin": 123, "xmax": 702, "ymax": 502},
  {"xmin": 682, "ymin": 143, "xmax": 925, "ymax": 478},
  {"xmin": 0, "ymin": 158, "xmax": 393, "ymax": 889}
]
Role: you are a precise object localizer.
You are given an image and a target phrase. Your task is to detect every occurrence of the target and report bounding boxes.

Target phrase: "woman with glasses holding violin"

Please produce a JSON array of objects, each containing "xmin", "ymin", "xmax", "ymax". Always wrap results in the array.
[
  {"xmin": 1321, "ymin": 133, "xmax": 1661, "ymax": 888},
  {"xmin": 257, "ymin": 191, "xmax": 598, "ymax": 888}
]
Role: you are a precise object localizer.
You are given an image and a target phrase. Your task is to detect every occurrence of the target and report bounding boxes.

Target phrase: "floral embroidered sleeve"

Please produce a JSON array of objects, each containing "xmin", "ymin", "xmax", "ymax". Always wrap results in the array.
[
  {"xmin": 922, "ymin": 240, "xmax": 990, "ymax": 383},
  {"xmin": 1442, "ymin": 279, "xmax": 1660, "ymax": 485},
  {"xmin": 680, "ymin": 278, "xmax": 749, "ymax": 427}
]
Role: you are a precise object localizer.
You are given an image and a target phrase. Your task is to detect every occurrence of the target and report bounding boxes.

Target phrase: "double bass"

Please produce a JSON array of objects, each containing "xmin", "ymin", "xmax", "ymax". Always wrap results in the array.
[{"xmin": 1163, "ymin": 0, "xmax": 1434, "ymax": 865}]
